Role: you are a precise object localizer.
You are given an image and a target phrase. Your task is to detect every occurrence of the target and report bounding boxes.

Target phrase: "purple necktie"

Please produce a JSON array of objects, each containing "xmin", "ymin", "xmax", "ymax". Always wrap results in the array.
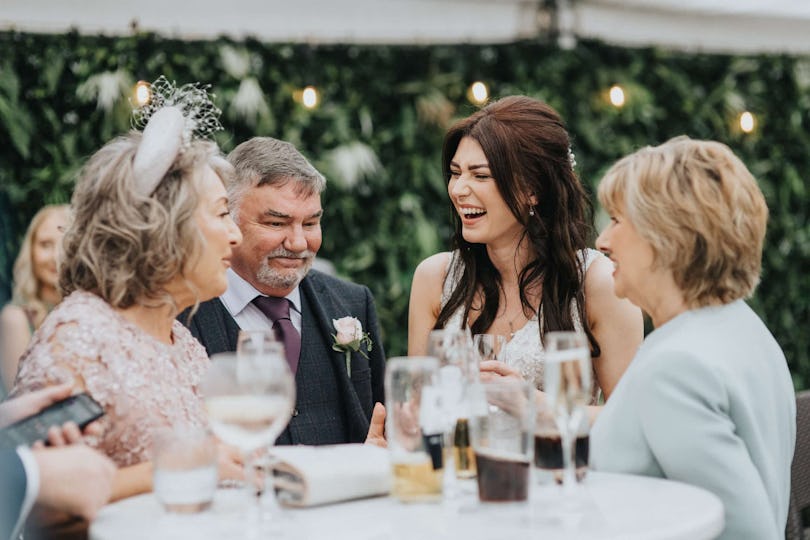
[{"xmin": 252, "ymin": 296, "xmax": 300, "ymax": 375}]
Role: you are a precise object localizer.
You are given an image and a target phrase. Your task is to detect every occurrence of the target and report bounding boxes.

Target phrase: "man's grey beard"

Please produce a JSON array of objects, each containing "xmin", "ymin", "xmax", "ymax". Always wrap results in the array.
[{"xmin": 255, "ymin": 248, "xmax": 316, "ymax": 290}]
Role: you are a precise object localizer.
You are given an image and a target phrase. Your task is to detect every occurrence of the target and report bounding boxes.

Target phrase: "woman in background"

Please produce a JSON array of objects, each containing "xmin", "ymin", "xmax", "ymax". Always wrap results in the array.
[
  {"xmin": 590, "ymin": 136, "xmax": 795, "ymax": 539},
  {"xmin": 11, "ymin": 79, "xmax": 243, "ymax": 501},
  {"xmin": 1, "ymin": 204, "xmax": 69, "ymax": 391},
  {"xmin": 408, "ymin": 95, "xmax": 641, "ymax": 402}
]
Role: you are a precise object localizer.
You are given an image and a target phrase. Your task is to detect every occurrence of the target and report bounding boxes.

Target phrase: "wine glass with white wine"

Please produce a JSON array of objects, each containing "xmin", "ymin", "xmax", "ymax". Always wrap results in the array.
[
  {"xmin": 543, "ymin": 331, "xmax": 591, "ymax": 494},
  {"xmin": 202, "ymin": 347, "xmax": 295, "ymax": 536}
]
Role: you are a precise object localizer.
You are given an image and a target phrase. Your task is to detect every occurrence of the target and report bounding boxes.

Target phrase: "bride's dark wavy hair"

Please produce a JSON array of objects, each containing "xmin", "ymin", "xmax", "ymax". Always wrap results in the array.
[{"xmin": 434, "ymin": 95, "xmax": 599, "ymax": 355}]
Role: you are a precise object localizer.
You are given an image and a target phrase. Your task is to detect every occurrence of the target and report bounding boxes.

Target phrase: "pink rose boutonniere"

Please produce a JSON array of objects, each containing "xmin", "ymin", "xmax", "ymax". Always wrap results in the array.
[{"xmin": 332, "ymin": 316, "xmax": 373, "ymax": 378}]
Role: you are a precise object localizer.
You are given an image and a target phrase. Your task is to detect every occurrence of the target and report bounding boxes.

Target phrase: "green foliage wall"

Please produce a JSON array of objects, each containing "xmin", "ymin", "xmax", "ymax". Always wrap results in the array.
[{"xmin": 1, "ymin": 32, "xmax": 809, "ymax": 389}]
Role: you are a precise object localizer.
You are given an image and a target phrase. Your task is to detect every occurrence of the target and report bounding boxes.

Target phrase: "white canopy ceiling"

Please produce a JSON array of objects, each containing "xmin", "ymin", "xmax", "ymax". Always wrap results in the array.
[
  {"xmin": 572, "ymin": 0, "xmax": 810, "ymax": 54},
  {"xmin": 0, "ymin": 0, "xmax": 540, "ymax": 44},
  {"xmin": 2, "ymin": 0, "xmax": 810, "ymax": 54}
]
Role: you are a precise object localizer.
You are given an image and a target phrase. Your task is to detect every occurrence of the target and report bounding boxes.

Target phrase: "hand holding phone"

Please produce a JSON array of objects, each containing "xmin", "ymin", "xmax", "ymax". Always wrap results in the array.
[{"xmin": 0, "ymin": 392, "xmax": 104, "ymax": 449}]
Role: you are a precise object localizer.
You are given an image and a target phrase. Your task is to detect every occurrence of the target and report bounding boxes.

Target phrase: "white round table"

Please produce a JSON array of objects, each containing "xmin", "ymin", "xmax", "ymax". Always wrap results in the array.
[{"xmin": 90, "ymin": 471, "xmax": 724, "ymax": 540}]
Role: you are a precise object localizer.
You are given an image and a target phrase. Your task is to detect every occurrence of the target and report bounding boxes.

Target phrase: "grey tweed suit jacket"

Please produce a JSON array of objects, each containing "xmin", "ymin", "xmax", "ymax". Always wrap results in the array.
[
  {"xmin": 182, "ymin": 270, "xmax": 386, "ymax": 445},
  {"xmin": 0, "ymin": 449, "xmax": 27, "ymax": 540}
]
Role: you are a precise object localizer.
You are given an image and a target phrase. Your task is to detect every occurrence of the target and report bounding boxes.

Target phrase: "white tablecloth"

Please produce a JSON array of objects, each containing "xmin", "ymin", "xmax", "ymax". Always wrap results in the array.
[{"xmin": 90, "ymin": 471, "xmax": 724, "ymax": 540}]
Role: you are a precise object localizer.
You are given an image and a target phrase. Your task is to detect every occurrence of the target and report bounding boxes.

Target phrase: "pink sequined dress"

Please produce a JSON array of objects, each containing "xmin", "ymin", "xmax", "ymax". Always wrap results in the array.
[{"xmin": 11, "ymin": 290, "xmax": 209, "ymax": 467}]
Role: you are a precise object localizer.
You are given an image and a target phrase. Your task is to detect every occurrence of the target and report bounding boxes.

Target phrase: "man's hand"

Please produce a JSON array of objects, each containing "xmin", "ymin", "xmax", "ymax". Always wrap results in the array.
[
  {"xmin": 364, "ymin": 402, "xmax": 387, "ymax": 448},
  {"xmin": 0, "ymin": 384, "xmax": 73, "ymax": 427},
  {"xmin": 33, "ymin": 445, "xmax": 116, "ymax": 521}
]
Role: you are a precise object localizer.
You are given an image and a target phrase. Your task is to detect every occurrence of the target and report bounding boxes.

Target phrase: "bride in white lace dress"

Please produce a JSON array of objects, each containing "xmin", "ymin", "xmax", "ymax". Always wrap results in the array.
[{"xmin": 408, "ymin": 96, "xmax": 642, "ymax": 405}]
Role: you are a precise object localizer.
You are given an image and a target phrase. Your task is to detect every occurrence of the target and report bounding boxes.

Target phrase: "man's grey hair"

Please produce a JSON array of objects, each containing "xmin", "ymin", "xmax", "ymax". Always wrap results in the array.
[{"xmin": 226, "ymin": 137, "xmax": 326, "ymax": 219}]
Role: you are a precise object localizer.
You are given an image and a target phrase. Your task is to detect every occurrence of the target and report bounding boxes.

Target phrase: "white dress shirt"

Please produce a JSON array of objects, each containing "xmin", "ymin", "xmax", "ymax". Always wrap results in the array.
[{"xmin": 219, "ymin": 268, "xmax": 302, "ymax": 333}]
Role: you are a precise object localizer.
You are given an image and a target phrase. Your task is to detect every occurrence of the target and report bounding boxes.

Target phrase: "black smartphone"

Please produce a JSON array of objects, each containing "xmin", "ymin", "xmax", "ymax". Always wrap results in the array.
[{"xmin": 0, "ymin": 392, "xmax": 105, "ymax": 449}]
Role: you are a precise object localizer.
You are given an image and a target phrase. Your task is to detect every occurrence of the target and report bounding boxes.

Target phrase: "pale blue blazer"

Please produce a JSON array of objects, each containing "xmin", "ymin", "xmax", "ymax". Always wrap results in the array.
[{"xmin": 591, "ymin": 300, "xmax": 795, "ymax": 540}]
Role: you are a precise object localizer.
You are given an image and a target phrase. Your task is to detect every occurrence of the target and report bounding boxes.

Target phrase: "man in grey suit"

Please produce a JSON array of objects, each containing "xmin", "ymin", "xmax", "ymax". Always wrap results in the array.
[{"xmin": 183, "ymin": 137, "xmax": 385, "ymax": 446}]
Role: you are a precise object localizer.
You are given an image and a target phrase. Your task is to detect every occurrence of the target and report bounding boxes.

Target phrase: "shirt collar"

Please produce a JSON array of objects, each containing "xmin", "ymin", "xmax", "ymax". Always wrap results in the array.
[{"xmin": 220, "ymin": 268, "xmax": 301, "ymax": 316}]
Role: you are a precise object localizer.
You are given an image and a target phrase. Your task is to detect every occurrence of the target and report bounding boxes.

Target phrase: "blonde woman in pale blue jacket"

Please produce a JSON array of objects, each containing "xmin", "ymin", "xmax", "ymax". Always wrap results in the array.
[{"xmin": 590, "ymin": 136, "xmax": 795, "ymax": 540}]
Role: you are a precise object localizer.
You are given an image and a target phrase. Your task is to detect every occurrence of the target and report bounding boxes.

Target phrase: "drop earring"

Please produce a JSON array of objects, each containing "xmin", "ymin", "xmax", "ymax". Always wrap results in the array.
[{"xmin": 529, "ymin": 207, "xmax": 535, "ymax": 217}]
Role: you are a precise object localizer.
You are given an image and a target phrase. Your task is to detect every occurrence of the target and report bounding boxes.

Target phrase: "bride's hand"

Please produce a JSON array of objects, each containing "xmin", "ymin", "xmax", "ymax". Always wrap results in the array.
[
  {"xmin": 479, "ymin": 360, "xmax": 522, "ymax": 383},
  {"xmin": 479, "ymin": 361, "xmax": 549, "ymax": 411}
]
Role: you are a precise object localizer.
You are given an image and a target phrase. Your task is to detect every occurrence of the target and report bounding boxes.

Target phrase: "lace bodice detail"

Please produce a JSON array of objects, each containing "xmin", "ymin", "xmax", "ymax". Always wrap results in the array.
[
  {"xmin": 441, "ymin": 249, "xmax": 601, "ymax": 402},
  {"xmin": 11, "ymin": 291, "xmax": 209, "ymax": 467}
]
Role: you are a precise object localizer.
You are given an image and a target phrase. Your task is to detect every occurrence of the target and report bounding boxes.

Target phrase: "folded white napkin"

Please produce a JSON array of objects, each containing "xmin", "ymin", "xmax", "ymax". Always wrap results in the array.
[{"xmin": 270, "ymin": 444, "xmax": 391, "ymax": 507}]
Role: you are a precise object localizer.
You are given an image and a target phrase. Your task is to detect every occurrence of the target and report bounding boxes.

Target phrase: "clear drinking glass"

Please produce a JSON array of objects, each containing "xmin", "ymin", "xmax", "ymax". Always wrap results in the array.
[
  {"xmin": 427, "ymin": 329, "xmax": 476, "ymax": 487},
  {"xmin": 386, "ymin": 356, "xmax": 444, "ymax": 503},
  {"xmin": 532, "ymin": 397, "xmax": 589, "ymax": 484},
  {"xmin": 202, "ymin": 349, "xmax": 295, "ymax": 535},
  {"xmin": 152, "ymin": 425, "xmax": 218, "ymax": 513},
  {"xmin": 470, "ymin": 380, "xmax": 534, "ymax": 503},
  {"xmin": 543, "ymin": 331, "xmax": 591, "ymax": 493},
  {"xmin": 427, "ymin": 329, "xmax": 474, "ymax": 379}
]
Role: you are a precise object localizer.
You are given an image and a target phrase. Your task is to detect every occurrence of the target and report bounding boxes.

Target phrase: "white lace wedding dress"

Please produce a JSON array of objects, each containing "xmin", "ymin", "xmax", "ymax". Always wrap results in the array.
[{"xmin": 440, "ymin": 248, "xmax": 601, "ymax": 403}]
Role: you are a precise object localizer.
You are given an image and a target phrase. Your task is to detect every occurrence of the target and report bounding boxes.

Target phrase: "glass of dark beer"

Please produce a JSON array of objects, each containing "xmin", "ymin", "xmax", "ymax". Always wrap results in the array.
[
  {"xmin": 533, "ymin": 400, "xmax": 589, "ymax": 484},
  {"xmin": 470, "ymin": 380, "xmax": 534, "ymax": 503}
]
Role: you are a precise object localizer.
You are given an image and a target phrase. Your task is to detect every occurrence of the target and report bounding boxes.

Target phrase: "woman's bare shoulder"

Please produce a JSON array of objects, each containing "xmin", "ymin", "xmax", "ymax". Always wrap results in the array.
[
  {"xmin": 415, "ymin": 252, "xmax": 453, "ymax": 276},
  {"xmin": 0, "ymin": 303, "xmax": 29, "ymax": 328},
  {"xmin": 584, "ymin": 252, "xmax": 615, "ymax": 296},
  {"xmin": 410, "ymin": 252, "xmax": 452, "ymax": 309}
]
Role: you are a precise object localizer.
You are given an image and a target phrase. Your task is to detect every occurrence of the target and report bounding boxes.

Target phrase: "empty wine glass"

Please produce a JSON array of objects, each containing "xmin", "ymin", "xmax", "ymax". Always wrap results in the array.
[
  {"xmin": 202, "ymin": 349, "xmax": 295, "ymax": 537},
  {"xmin": 472, "ymin": 334, "xmax": 507, "ymax": 363},
  {"xmin": 543, "ymin": 331, "xmax": 591, "ymax": 494}
]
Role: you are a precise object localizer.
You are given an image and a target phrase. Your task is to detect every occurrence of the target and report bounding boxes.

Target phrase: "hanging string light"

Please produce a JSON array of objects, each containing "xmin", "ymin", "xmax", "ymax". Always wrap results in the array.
[
  {"xmin": 302, "ymin": 86, "xmax": 319, "ymax": 109},
  {"xmin": 609, "ymin": 85, "xmax": 625, "ymax": 107},
  {"xmin": 740, "ymin": 111, "xmax": 756, "ymax": 133},
  {"xmin": 467, "ymin": 81, "xmax": 489, "ymax": 105},
  {"xmin": 133, "ymin": 80, "xmax": 151, "ymax": 107}
]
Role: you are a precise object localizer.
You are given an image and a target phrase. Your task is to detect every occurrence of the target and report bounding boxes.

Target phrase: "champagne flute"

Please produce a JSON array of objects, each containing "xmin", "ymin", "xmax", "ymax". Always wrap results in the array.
[
  {"xmin": 543, "ymin": 331, "xmax": 591, "ymax": 494},
  {"xmin": 202, "ymin": 349, "xmax": 295, "ymax": 536}
]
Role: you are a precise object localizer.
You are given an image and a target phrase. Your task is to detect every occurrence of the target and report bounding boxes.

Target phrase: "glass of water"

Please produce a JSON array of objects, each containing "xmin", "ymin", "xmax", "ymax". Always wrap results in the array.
[{"xmin": 152, "ymin": 425, "xmax": 218, "ymax": 513}]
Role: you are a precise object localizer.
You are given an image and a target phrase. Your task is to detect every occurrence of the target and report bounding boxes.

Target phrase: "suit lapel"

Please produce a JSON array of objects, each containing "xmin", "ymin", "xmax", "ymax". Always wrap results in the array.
[
  {"xmin": 299, "ymin": 274, "xmax": 369, "ymax": 442},
  {"xmin": 212, "ymin": 298, "xmax": 240, "ymax": 353},
  {"xmin": 185, "ymin": 298, "xmax": 240, "ymax": 356}
]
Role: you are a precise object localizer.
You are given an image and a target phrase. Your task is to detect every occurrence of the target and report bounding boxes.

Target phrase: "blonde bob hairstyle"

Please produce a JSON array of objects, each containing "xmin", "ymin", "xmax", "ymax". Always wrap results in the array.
[
  {"xmin": 60, "ymin": 133, "xmax": 233, "ymax": 310},
  {"xmin": 11, "ymin": 204, "xmax": 70, "ymax": 327},
  {"xmin": 598, "ymin": 136, "xmax": 768, "ymax": 307}
]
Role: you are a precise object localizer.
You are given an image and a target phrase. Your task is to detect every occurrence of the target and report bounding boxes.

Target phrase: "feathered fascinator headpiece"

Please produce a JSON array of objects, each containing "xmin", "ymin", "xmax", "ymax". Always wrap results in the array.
[{"xmin": 131, "ymin": 76, "xmax": 223, "ymax": 196}]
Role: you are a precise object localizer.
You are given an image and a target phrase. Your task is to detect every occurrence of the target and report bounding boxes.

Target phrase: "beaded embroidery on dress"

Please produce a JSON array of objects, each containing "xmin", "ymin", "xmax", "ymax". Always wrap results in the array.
[
  {"xmin": 11, "ymin": 291, "xmax": 208, "ymax": 467},
  {"xmin": 440, "ymin": 248, "xmax": 601, "ymax": 403}
]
